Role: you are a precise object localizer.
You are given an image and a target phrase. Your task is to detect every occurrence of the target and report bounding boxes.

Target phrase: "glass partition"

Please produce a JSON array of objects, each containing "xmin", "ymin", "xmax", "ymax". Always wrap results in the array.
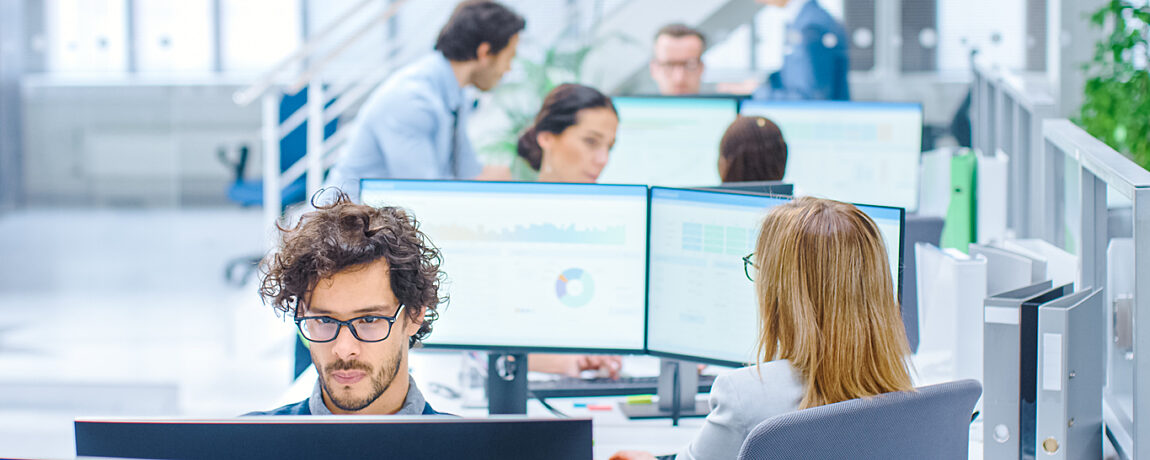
[
  {"xmin": 1043, "ymin": 119, "xmax": 1150, "ymax": 459},
  {"xmin": 972, "ymin": 63, "xmax": 1056, "ymax": 239}
]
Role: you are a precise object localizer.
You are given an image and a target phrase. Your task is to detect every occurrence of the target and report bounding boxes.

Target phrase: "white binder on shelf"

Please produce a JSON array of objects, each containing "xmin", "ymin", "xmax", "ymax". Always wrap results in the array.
[
  {"xmin": 918, "ymin": 148, "xmax": 954, "ymax": 218},
  {"xmin": 915, "ymin": 243, "xmax": 987, "ymax": 385},
  {"xmin": 969, "ymin": 243, "xmax": 1047, "ymax": 297},
  {"xmin": 983, "ymin": 281, "xmax": 1054, "ymax": 460},
  {"xmin": 1035, "ymin": 288, "xmax": 1104, "ymax": 460},
  {"xmin": 977, "ymin": 150, "xmax": 1009, "ymax": 245},
  {"xmin": 1004, "ymin": 239, "xmax": 1078, "ymax": 289}
]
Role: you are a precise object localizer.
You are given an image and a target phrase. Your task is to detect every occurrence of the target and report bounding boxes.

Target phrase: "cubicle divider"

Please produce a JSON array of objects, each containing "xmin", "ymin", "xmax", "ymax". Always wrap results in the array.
[
  {"xmin": 972, "ymin": 62, "xmax": 1057, "ymax": 240},
  {"xmin": 1041, "ymin": 119, "xmax": 1150, "ymax": 460}
]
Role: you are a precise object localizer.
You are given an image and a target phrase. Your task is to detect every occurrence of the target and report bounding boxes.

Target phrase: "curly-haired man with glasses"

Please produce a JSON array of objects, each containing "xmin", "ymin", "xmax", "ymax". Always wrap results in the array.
[{"xmin": 248, "ymin": 191, "xmax": 447, "ymax": 416}]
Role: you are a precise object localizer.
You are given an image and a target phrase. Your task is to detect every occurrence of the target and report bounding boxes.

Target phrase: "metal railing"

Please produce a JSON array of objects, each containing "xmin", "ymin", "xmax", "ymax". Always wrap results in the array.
[
  {"xmin": 1041, "ymin": 119, "xmax": 1150, "ymax": 460},
  {"xmin": 973, "ymin": 52, "xmax": 1150, "ymax": 457},
  {"xmin": 232, "ymin": 0, "xmax": 410, "ymax": 231},
  {"xmin": 972, "ymin": 61, "xmax": 1057, "ymax": 239}
]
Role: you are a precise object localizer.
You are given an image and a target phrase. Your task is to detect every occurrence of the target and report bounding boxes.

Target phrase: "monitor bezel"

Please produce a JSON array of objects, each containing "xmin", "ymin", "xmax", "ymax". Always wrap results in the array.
[
  {"xmin": 692, "ymin": 181, "xmax": 795, "ymax": 197},
  {"xmin": 359, "ymin": 178, "xmax": 650, "ymax": 355}
]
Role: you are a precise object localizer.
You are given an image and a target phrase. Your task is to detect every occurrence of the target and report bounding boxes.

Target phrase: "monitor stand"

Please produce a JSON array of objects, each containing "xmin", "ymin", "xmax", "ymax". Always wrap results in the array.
[
  {"xmin": 486, "ymin": 352, "xmax": 527, "ymax": 415},
  {"xmin": 618, "ymin": 359, "xmax": 709, "ymax": 425}
]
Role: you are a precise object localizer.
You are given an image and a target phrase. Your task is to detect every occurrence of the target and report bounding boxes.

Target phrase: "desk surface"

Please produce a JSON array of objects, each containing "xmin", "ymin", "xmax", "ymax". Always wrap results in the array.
[{"xmin": 280, "ymin": 350, "xmax": 982, "ymax": 460}]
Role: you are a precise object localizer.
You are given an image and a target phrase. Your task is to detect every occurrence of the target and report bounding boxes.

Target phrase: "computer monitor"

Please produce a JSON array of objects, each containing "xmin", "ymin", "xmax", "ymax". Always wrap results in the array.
[
  {"xmin": 739, "ymin": 100, "xmax": 923, "ymax": 211},
  {"xmin": 75, "ymin": 416, "xmax": 592, "ymax": 460},
  {"xmin": 360, "ymin": 179, "xmax": 648, "ymax": 353},
  {"xmin": 698, "ymin": 181, "xmax": 794, "ymax": 196},
  {"xmin": 596, "ymin": 95, "xmax": 740, "ymax": 187},
  {"xmin": 645, "ymin": 187, "xmax": 904, "ymax": 367}
]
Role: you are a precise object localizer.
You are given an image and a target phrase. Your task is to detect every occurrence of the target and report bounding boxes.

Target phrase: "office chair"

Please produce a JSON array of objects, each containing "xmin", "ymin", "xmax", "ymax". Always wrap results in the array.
[
  {"xmin": 220, "ymin": 87, "xmax": 338, "ymax": 287},
  {"xmin": 737, "ymin": 379, "xmax": 982, "ymax": 460}
]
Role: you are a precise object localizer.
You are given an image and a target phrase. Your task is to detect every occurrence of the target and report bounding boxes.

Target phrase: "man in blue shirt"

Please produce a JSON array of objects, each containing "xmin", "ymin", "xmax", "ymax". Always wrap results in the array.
[
  {"xmin": 326, "ymin": 1, "xmax": 525, "ymax": 198},
  {"xmin": 249, "ymin": 192, "xmax": 447, "ymax": 416},
  {"xmin": 753, "ymin": 0, "xmax": 850, "ymax": 101}
]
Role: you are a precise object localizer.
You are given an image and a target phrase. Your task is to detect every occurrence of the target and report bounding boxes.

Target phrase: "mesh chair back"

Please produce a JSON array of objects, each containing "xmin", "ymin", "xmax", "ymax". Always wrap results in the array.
[{"xmin": 737, "ymin": 379, "xmax": 981, "ymax": 460}]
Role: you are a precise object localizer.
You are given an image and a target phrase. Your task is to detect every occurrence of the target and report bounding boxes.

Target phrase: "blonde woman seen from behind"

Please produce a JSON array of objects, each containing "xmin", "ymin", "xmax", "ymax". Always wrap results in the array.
[{"xmin": 612, "ymin": 197, "xmax": 914, "ymax": 460}]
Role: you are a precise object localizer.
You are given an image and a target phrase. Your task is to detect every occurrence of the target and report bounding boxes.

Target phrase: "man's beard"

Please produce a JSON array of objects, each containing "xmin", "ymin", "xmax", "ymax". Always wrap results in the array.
[{"xmin": 318, "ymin": 345, "xmax": 404, "ymax": 412}]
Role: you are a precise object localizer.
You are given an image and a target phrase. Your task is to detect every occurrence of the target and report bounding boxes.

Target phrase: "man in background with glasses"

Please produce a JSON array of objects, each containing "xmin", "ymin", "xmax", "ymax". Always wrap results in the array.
[
  {"xmin": 248, "ymin": 191, "xmax": 446, "ymax": 416},
  {"xmin": 649, "ymin": 24, "xmax": 707, "ymax": 96}
]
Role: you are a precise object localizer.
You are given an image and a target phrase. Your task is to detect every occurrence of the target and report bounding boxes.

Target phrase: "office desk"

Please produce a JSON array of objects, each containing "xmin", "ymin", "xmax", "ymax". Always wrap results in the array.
[
  {"xmin": 407, "ymin": 351, "xmax": 700, "ymax": 458},
  {"xmin": 277, "ymin": 350, "xmax": 983, "ymax": 459}
]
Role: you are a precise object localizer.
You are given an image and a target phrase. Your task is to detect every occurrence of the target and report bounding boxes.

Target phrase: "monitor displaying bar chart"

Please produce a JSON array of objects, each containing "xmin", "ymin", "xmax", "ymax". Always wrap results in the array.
[{"xmin": 360, "ymin": 179, "xmax": 649, "ymax": 353}]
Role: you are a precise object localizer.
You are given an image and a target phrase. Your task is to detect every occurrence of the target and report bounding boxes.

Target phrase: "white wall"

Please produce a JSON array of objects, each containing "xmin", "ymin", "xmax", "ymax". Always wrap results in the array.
[{"xmin": 21, "ymin": 79, "xmax": 261, "ymax": 207}]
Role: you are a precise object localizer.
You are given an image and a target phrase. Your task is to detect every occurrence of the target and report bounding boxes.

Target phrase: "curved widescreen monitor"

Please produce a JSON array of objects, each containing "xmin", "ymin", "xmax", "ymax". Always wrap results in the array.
[
  {"xmin": 596, "ymin": 96, "xmax": 740, "ymax": 187},
  {"xmin": 360, "ymin": 179, "xmax": 648, "ymax": 353},
  {"xmin": 645, "ymin": 187, "xmax": 905, "ymax": 367},
  {"xmin": 739, "ymin": 100, "xmax": 923, "ymax": 211}
]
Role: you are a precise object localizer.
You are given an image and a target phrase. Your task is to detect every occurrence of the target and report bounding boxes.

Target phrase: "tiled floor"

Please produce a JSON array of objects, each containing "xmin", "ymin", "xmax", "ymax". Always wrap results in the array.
[{"xmin": 0, "ymin": 208, "xmax": 299, "ymax": 459}]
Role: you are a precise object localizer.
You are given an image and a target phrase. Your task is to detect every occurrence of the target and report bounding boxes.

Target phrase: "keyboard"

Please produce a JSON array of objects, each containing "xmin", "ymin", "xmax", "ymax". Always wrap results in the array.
[{"xmin": 528, "ymin": 374, "xmax": 716, "ymax": 399}]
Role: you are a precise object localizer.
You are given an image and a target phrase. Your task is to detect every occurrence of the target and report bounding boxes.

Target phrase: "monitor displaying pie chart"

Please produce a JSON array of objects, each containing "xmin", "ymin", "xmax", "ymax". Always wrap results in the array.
[{"xmin": 555, "ymin": 268, "xmax": 595, "ymax": 308}]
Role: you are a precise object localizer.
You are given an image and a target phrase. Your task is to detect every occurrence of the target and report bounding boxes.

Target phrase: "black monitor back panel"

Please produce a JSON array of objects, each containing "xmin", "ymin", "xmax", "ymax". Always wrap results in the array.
[{"xmin": 76, "ymin": 417, "xmax": 593, "ymax": 460}]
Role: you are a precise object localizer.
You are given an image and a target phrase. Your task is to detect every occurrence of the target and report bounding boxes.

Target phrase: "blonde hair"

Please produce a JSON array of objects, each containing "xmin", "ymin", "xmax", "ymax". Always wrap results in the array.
[{"xmin": 754, "ymin": 196, "xmax": 912, "ymax": 409}]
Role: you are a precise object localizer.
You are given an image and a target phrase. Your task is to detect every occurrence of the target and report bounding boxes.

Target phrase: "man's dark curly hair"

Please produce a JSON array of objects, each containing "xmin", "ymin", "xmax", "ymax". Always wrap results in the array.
[{"xmin": 259, "ymin": 190, "xmax": 445, "ymax": 347}]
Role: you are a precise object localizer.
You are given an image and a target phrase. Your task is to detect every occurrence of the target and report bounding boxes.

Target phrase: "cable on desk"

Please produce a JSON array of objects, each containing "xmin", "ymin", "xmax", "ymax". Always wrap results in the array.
[
  {"xmin": 426, "ymin": 382, "xmax": 461, "ymax": 399},
  {"xmin": 532, "ymin": 394, "xmax": 570, "ymax": 418}
]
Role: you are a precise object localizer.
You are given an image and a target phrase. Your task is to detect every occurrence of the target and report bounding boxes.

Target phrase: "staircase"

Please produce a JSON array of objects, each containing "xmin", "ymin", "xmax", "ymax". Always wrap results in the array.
[
  {"xmin": 231, "ymin": 0, "xmax": 411, "ymax": 232},
  {"xmin": 583, "ymin": 0, "xmax": 763, "ymax": 94}
]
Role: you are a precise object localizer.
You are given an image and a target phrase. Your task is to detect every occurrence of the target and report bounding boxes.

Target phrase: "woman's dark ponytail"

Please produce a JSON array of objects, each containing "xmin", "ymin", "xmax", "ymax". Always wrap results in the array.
[{"xmin": 517, "ymin": 125, "xmax": 544, "ymax": 170}]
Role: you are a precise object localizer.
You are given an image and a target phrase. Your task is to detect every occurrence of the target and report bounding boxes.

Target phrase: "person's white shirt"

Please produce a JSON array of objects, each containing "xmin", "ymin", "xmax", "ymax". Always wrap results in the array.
[
  {"xmin": 677, "ymin": 360, "xmax": 805, "ymax": 460},
  {"xmin": 781, "ymin": 0, "xmax": 810, "ymax": 24}
]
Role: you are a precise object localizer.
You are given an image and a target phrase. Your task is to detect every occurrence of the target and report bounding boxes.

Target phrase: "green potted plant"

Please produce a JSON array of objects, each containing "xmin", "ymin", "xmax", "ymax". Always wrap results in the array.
[
  {"xmin": 1079, "ymin": 1, "xmax": 1150, "ymax": 169},
  {"xmin": 477, "ymin": 34, "xmax": 635, "ymax": 180}
]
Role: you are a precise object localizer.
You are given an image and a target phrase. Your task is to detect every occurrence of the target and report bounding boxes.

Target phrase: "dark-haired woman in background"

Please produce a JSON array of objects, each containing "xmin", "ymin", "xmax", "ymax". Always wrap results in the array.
[
  {"xmin": 516, "ymin": 83, "xmax": 619, "ymax": 183},
  {"xmin": 718, "ymin": 116, "xmax": 788, "ymax": 183}
]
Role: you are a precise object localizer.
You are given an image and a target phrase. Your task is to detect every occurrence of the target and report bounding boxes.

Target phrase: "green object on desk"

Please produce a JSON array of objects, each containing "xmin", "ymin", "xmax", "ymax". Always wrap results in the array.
[
  {"xmin": 626, "ymin": 395, "xmax": 654, "ymax": 405},
  {"xmin": 941, "ymin": 150, "xmax": 977, "ymax": 253}
]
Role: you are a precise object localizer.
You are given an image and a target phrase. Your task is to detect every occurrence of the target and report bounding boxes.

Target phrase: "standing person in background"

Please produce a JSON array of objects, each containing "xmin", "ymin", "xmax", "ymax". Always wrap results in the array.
[
  {"xmin": 325, "ymin": 1, "xmax": 525, "ymax": 199},
  {"xmin": 649, "ymin": 24, "xmax": 707, "ymax": 96},
  {"xmin": 752, "ymin": 0, "xmax": 850, "ymax": 101},
  {"xmin": 717, "ymin": 116, "xmax": 788, "ymax": 183},
  {"xmin": 611, "ymin": 197, "xmax": 914, "ymax": 460}
]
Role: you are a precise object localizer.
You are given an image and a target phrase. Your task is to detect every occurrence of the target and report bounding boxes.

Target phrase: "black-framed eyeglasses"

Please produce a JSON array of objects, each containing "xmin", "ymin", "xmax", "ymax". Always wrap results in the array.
[
  {"xmin": 295, "ymin": 305, "xmax": 405, "ymax": 343},
  {"xmin": 653, "ymin": 59, "xmax": 703, "ymax": 73},
  {"xmin": 743, "ymin": 253, "xmax": 757, "ymax": 282}
]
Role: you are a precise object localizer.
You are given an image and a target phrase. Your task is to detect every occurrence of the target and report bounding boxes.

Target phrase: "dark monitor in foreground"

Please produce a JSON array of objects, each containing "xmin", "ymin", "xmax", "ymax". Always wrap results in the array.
[
  {"xmin": 697, "ymin": 181, "xmax": 794, "ymax": 196},
  {"xmin": 76, "ymin": 416, "xmax": 592, "ymax": 460}
]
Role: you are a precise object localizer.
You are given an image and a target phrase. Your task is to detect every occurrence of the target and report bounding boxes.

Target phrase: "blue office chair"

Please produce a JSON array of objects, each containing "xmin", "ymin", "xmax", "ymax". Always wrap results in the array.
[
  {"xmin": 737, "ymin": 379, "xmax": 982, "ymax": 460},
  {"xmin": 220, "ymin": 87, "xmax": 338, "ymax": 286}
]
